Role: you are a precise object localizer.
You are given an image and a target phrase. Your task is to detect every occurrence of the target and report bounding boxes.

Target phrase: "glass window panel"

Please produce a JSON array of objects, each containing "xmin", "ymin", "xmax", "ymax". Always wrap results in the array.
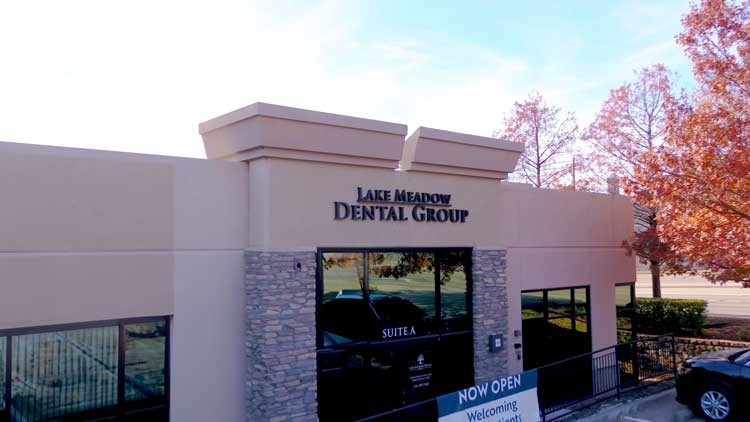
[
  {"xmin": 547, "ymin": 289, "xmax": 572, "ymax": 317},
  {"xmin": 616, "ymin": 284, "xmax": 634, "ymax": 308},
  {"xmin": 522, "ymin": 287, "xmax": 591, "ymax": 370},
  {"xmin": 575, "ymin": 315, "xmax": 588, "ymax": 333},
  {"xmin": 124, "ymin": 321, "xmax": 166, "ymax": 403},
  {"xmin": 547, "ymin": 317, "xmax": 573, "ymax": 331},
  {"xmin": 521, "ymin": 292, "xmax": 545, "ymax": 319},
  {"xmin": 439, "ymin": 250, "xmax": 470, "ymax": 332},
  {"xmin": 12, "ymin": 327, "xmax": 118, "ymax": 421},
  {"xmin": 321, "ymin": 253, "xmax": 366, "ymax": 303},
  {"xmin": 617, "ymin": 329, "xmax": 635, "ymax": 343},
  {"xmin": 574, "ymin": 288, "xmax": 588, "ymax": 314},
  {"xmin": 617, "ymin": 315, "xmax": 633, "ymax": 331},
  {"xmin": 320, "ymin": 253, "xmax": 371, "ymax": 345},
  {"xmin": 368, "ymin": 252, "xmax": 436, "ymax": 337}
]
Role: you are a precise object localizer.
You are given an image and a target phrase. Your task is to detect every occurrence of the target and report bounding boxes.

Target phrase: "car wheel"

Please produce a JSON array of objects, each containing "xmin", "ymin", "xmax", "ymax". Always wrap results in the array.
[{"xmin": 696, "ymin": 384, "xmax": 735, "ymax": 421}]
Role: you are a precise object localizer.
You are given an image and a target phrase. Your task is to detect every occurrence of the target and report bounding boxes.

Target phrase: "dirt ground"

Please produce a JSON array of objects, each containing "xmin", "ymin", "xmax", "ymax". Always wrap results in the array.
[{"xmin": 701, "ymin": 316, "xmax": 750, "ymax": 341}]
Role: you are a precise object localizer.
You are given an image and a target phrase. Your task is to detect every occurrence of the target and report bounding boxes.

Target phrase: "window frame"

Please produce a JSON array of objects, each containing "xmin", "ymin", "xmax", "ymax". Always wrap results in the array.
[
  {"xmin": 0, "ymin": 315, "xmax": 170, "ymax": 421},
  {"xmin": 316, "ymin": 247, "xmax": 473, "ymax": 349},
  {"xmin": 521, "ymin": 286, "xmax": 591, "ymax": 336},
  {"xmin": 520, "ymin": 285, "xmax": 593, "ymax": 370}
]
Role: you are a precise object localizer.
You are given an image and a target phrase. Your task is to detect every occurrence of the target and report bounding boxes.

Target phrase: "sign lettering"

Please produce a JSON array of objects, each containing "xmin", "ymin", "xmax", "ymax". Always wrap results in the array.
[
  {"xmin": 334, "ymin": 187, "xmax": 469, "ymax": 223},
  {"xmin": 437, "ymin": 370, "xmax": 540, "ymax": 422}
]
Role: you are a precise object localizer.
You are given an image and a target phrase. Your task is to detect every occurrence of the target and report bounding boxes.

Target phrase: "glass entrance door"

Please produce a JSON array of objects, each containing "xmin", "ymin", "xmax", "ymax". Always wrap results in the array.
[
  {"xmin": 316, "ymin": 249, "xmax": 473, "ymax": 421},
  {"xmin": 521, "ymin": 287, "xmax": 592, "ymax": 408}
]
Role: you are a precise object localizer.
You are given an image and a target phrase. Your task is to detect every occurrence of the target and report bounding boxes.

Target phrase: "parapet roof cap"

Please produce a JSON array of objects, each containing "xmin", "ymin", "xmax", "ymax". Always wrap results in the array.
[
  {"xmin": 400, "ymin": 126, "xmax": 523, "ymax": 179},
  {"xmin": 414, "ymin": 127, "xmax": 524, "ymax": 152},
  {"xmin": 198, "ymin": 102, "xmax": 407, "ymax": 136}
]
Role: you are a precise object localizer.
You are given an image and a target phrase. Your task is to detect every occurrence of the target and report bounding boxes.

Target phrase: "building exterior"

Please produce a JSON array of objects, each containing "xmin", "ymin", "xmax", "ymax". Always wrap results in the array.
[{"xmin": 0, "ymin": 103, "xmax": 635, "ymax": 422}]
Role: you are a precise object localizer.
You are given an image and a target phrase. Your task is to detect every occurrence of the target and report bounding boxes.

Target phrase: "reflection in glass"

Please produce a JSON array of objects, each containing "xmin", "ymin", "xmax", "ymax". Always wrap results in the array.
[
  {"xmin": 369, "ymin": 252, "xmax": 436, "ymax": 336},
  {"xmin": 615, "ymin": 284, "xmax": 636, "ymax": 343},
  {"xmin": 321, "ymin": 253, "xmax": 366, "ymax": 303},
  {"xmin": 547, "ymin": 290, "xmax": 571, "ymax": 317},
  {"xmin": 521, "ymin": 292, "xmax": 544, "ymax": 319},
  {"xmin": 439, "ymin": 251, "xmax": 470, "ymax": 332},
  {"xmin": 548, "ymin": 317, "xmax": 573, "ymax": 331},
  {"xmin": 615, "ymin": 284, "xmax": 633, "ymax": 308},
  {"xmin": 320, "ymin": 253, "xmax": 371, "ymax": 345},
  {"xmin": 617, "ymin": 316, "xmax": 633, "ymax": 331},
  {"xmin": 316, "ymin": 249, "xmax": 473, "ymax": 422},
  {"xmin": 574, "ymin": 288, "xmax": 588, "ymax": 314},
  {"xmin": 521, "ymin": 287, "xmax": 591, "ymax": 371},
  {"xmin": 575, "ymin": 315, "xmax": 589, "ymax": 333},
  {"xmin": 124, "ymin": 321, "xmax": 166, "ymax": 403},
  {"xmin": 11, "ymin": 327, "xmax": 118, "ymax": 421}
]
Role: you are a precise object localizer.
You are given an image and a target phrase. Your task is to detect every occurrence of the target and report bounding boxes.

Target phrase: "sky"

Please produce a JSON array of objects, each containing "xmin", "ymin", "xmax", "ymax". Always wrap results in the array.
[{"xmin": 0, "ymin": 0, "xmax": 695, "ymax": 159}]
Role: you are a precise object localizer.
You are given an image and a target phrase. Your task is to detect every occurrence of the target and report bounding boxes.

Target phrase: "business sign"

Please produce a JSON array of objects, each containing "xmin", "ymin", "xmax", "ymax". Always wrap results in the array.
[
  {"xmin": 437, "ymin": 370, "xmax": 540, "ymax": 422},
  {"xmin": 333, "ymin": 187, "xmax": 469, "ymax": 223}
]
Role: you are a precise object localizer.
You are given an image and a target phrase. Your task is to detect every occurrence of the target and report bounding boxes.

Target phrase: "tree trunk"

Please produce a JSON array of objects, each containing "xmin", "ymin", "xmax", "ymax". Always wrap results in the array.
[{"xmin": 650, "ymin": 260, "xmax": 661, "ymax": 298}]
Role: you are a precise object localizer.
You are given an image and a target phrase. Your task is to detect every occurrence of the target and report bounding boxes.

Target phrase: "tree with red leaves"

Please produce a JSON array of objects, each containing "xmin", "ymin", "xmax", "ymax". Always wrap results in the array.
[
  {"xmin": 497, "ymin": 92, "xmax": 578, "ymax": 188},
  {"xmin": 583, "ymin": 64, "xmax": 684, "ymax": 297},
  {"xmin": 628, "ymin": 0, "xmax": 750, "ymax": 287}
]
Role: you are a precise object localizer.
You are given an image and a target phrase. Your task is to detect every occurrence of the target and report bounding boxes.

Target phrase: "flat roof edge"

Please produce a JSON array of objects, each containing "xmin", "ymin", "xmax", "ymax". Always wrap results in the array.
[
  {"xmin": 199, "ymin": 102, "xmax": 408, "ymax": 136},
  {"xmin": 415, "ymin": 126, "xmax": 524, "ymax": 152}
]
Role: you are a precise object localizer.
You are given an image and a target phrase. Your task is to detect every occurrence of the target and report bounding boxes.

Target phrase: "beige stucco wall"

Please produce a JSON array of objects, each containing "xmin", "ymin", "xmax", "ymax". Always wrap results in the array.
[
  {"xmin": 248, "ymin": 158, "xmax": 633, "ymax": 250},
  {"xmin": 0, "ymin": 141, "xmax": 248, "ymax": 422},
  {"xmin": 0, "ymin": 142, "xmax": 248, "ymax": 328}
]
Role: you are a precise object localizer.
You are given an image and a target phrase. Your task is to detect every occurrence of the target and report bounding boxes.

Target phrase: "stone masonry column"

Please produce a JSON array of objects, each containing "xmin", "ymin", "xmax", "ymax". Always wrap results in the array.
[
  {"xmin": 245, "ymin": 251, "xmax": 318, "ymax": 422},
  {"xmin": 472, "ymin": 249, "xmax": 510, "ymax": 383}
]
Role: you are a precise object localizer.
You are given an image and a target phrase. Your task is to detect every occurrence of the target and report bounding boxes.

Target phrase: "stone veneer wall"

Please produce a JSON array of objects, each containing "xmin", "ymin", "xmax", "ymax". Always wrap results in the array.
[
  {"xmin": 676, "ymin": 337, "xmax": 750, "ymax": 365},
  {"xmin": 245, "ymin": 251, "xmax": 318, "ymax": 422},
  {"xmin": 472, "ymin": 249, "xmax": 510, "ymax": 383}
]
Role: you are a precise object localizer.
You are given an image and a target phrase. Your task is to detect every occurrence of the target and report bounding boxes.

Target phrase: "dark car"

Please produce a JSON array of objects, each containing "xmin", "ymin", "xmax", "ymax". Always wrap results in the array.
[{"xmin": 676, "ymin": 348, "xmax": 750, "ymax": 421}]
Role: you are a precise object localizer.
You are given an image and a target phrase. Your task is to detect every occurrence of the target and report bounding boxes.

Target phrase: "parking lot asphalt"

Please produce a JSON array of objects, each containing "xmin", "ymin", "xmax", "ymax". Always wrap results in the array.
[
  {"xmin": 635, "ymin": 273, "xmax": 750, "ymax": 318},
  {"xmin": 578, "ymin": 387, "xmax": 747, "ymax": 422}
]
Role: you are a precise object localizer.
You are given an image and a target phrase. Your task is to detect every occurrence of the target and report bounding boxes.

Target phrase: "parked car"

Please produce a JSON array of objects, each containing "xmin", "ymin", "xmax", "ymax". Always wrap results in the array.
[{"xmin": 676, "ymin": 348, "xmax": 750, "ymax": 421}]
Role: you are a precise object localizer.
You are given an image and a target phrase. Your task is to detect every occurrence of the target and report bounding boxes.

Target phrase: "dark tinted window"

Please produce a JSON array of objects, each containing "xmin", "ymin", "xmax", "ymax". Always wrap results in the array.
[
  {"xmin": 11, "ymin": 327, "xmax": 118, "ymax": 420},
  {"xmin": 317, "ymin": 249, "xmax": 473, "ymax": 421},
  {"xmin": 1, "ymin": 318, "xmax": 168, "ymax": 421},
  {"xmin": 125, "ymin": 321, "xmax": 167, "ymax": 402},
  {"xmin": 522, "ymin": 286, "xmax": 591, "ymax": 370},
  {"xmin": 616, "ymin": 284, "xmax": 636, "ymax": 343},
  {"xmin": 320, "ymin": 253, "xmax": 367, "ymax": 346},
  {"xmin": 320, "ymin": 298, "xmax": 377, "ymax": 345},
  {"xmin": 733, "ymin": 350, "xmax": 750, "ymax": 364},
  {"xmin": 369, "ymin": 252, "xmax": 436, "ymax": 337},
  {"xmin": 439, "ymin": 250, "xmax": 470, "ymax": 332},
  {"xmin": 319, "ymin": 250, "xmax": 471, "ymax": 344}
]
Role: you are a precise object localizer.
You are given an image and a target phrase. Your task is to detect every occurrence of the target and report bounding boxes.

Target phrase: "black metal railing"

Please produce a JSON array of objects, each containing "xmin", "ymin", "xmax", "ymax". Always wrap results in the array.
[
  {"xmin": 538, "ymin": 334, "xmax": 676, "ymax": 421},
  {"xmin": 350, "ymin": 334, "xmax": 676, "ymax": 422}
]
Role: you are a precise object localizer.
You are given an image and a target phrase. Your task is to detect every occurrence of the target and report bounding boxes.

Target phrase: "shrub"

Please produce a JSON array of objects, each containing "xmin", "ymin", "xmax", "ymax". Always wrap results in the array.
[
  {"xmin": 739, "ymin": 328, "xmax": 750, "ymax": 342},
  {"xmin": 636, "ymin": 298, "xmax": 707, "ymax": 337}
]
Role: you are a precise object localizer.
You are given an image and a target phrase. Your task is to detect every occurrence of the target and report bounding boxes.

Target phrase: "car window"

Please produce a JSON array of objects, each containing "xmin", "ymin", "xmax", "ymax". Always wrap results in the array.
[{"xmin": 733, "ymin": 350, "xmax": 750, "ymax": 365}]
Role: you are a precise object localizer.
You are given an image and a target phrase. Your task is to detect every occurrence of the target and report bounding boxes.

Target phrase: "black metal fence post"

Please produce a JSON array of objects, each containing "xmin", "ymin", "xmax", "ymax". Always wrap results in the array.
[
  {"xmin": 538, "ymin": 368, "xmax": 546, "ymax": 422},
  {"xmin": 3, "ymin": 336, "xmax": 10, "ymax": 422},
  {"xmin": 671, "ymin": 335, "xmax": 677, "ymax": 376},
  {"xmin": 615, "ymin": 351, "xmax": 622, "ymax": 400}
]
